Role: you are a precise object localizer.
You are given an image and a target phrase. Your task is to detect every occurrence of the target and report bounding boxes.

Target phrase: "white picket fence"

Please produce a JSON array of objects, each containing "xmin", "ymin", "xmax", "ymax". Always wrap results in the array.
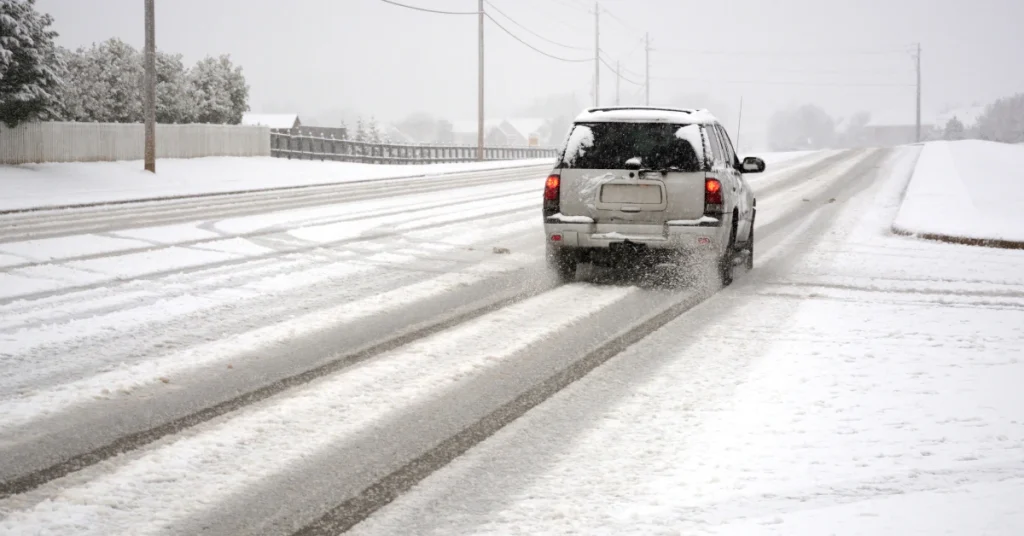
[{"xmin": 0, "ymin": 122, "xmax": 271, "ymax": 165}]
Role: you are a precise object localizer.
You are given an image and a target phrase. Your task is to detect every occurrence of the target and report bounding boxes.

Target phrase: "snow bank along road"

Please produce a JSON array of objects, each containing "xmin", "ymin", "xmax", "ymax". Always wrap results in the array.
[{"xmin": 0, "ymin": 148, "xmax": 896, "ymax": 534}]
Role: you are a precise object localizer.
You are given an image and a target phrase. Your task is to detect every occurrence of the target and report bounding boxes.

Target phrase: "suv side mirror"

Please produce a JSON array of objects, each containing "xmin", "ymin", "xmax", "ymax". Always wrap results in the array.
[{"xmin": 740, "ymin": 156, "xmax": 766, "ymax": 173}]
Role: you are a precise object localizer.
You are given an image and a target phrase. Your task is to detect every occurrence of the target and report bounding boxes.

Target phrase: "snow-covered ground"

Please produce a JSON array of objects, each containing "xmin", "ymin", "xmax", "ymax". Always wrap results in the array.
[
  {"xmin": 893, "ymin": 140, "xmax": 1024, "ymax": 243},
  {"xmin": 0, "ymin": 156, "xmax": 824, "ymax": 434},
  {"xmin": 17, "ymin": 149, "xmax": 1011, "ymax": 535},
  {"xmin": 0, "ymin": 156, "xmax": 553, "ymax": 211},
  {"xmin": 346, "ymin": 146, "xmax": 1024, "ymax": 535},
  {"xmin": 751, "ymin": 149, "xmax": 819, "ymax": 166},
  {"xmin": 0, "ymin": 150, "xmax": 860, "ymax": 534}
]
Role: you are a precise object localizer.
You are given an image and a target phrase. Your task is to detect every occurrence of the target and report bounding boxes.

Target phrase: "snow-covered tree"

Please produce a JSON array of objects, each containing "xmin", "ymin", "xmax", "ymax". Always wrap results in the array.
[
  {"xmin": 155, "ymin": 51, "xmax": 194, "ymax": 123},
  {"xmin": 767, "ymin": 104, "xmax": 837, "ymax": 151},
  {"xmin": 188, "ymin": 54, "xmax": 248, "ymax": 124},
  {"xmin": 0, "ymin": 0, "xmax": 65, "ymax": 127},
  {"xmin": 837, "ymin": 111, "xmax": 871, "ymax": 147},
  {"xmin": 354, "ymin": 117, "xmax": 366, "ymax": 141},
  {"xmin": 435, "ymin": 118, "xmax": 453, "ymax": 144},
  {"xmin": 367, "ymin": 116, "xmax": 381, "ymax": 143},
  {"xmin": 61, "ymin": 39, "xmax": 143, "ymax": 122},
  {"xmin": 977, "ymin": 93, "xmax": 1024, "ymax": 143},
  {"xmin": 943, "ymin": 116, "xmax": 965, "ymax": 141},
  {"xmin": 339, "ymin": 119, "xmax": 348, "ymax": 139}
]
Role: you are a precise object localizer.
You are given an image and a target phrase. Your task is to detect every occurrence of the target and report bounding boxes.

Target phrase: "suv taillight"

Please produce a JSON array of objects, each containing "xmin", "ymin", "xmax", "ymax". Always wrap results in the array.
[
  {"xmin": 543, "ymin": 174, "xmax": 560, "ymax": 217},
  {"xmin": 705, "ymin": 176, "xmax": 723, "ymax": 214}
]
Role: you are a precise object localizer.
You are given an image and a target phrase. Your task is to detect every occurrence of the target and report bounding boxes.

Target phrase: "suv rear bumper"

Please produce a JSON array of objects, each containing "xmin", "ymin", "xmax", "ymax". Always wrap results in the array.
[{"xmin": 543, "ymin": 217, "xmax": 730, "ymax": 255}]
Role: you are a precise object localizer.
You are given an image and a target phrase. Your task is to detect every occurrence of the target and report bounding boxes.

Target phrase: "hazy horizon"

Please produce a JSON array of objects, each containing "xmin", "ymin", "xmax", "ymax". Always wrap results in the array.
[{"xmin": 34, "ymin": 0, "xmax": 1024, "ymax": 135}]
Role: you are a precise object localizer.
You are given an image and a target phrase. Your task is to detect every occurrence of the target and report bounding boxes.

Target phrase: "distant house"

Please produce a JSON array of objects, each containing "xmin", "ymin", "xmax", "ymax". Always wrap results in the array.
[
  {"xmin": 241, "ymin": 113, "xmax": 301, "ymax": 130},
  {"xmin": 450, "ymin": 119, "xmax": 504, "ymax": 146},
  {"xmin": 502, "ymin": 118, "xmax": 550, "ymax": 146},
  {"xmin": 450, "ymin": 117, "xmax": 552, "ymax": 147},
  {"xmin": 862, "ymin": 110, "xmax": 935, "ymax": 146},
  {"xmin": 380, "ymin": 124, "xmax": 417, "ymax": 144}
]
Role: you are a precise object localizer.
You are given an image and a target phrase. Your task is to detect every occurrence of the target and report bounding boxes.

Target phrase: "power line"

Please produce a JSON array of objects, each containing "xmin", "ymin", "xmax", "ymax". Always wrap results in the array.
[
  {"xmin": 484, "ymin": 12, "xmax": 591, "ymax": 63},
  {"xmin": 603, "ymin": 52, "xmax": 643, "ymax": 78},
  {"xmin": 600, "ymin": 6, "xmax": 640, "ymax": 32},
  {"xmin": 484, "ymin": 0, "xmax": 589, "ymax": 50},
  {"xmin": 377, "ymin": 0, "xmax": 477, "ymax": 15},
  {"xmin": 650, "ymin": 75, "xmax": 915, "ymax": 87},
  {"xmin": 597, "ymin": 51, "xmax": 642, "ymax": 85},
  {"xmin": 654, "ymin": 46, "xmax": 912, "ymax": 57},
  {"xmin": 598, "ymin": 54, "xmax": 643, "ymax": 86},
  {"xmin": 618, "ymin": 36, "xmax": 646, "ymax": 63},
  {"xmin": 516, "ymin": 0, "xmax": 589, "ymax": 33},
  {"xmin": 559, "ymin": 0, "xmax": 592, "ymax": 11}
]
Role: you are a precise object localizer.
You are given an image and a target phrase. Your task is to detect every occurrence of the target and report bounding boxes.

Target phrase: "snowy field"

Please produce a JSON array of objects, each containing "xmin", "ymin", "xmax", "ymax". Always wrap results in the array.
[
  {"xmin": 893, "ymin": 140, "xmax": 1024, "ymax": 243},
  {"xmin": 0, "ymin": 156, "xmax": 553, "ymax": 211},
  {"xmin": 348, "ymin": 146, "xmax": 1024, "ymax": 535}
]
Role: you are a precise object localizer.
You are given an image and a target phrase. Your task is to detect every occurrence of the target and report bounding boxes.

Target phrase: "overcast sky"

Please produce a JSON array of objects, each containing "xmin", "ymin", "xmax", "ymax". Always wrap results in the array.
[{"xmin": 34, "ymin": 0, "xmax": 1024, "ymax": 133}]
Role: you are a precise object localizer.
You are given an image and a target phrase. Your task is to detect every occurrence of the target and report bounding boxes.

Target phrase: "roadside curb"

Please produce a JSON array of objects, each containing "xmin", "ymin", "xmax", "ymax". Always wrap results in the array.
[
  {"xmin": 891, "ymin": 227, "xmax": 1024, "ymax": 250},
  {"xmin": 0, "ymin": 160, "xmax": 553, "ymax": 216}
]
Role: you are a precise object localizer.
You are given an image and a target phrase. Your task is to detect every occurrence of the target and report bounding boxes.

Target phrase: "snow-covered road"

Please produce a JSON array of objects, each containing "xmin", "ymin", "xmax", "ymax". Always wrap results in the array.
[
  {"xmin": 347, "ymin": 148, "xmax": 1024, "ymax": 535},
  {"xmin": 5, "ymin": 147, "xmax": 1008, "ymax": 536}
]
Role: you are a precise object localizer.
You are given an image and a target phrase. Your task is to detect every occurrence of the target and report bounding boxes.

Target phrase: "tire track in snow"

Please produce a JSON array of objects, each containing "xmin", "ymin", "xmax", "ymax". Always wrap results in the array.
[
  {"xmin": 0, "ymin": 148, "xmax": 864, "ymax": 522},
  {"xmin": 0, "ymin": 166, "xmax": 549, "ymax": 242},
  {"xmin": 0, "ymin": 183, "xmax": 539, "ymax": 272},
  {"xmin": 0, "ymin": 200, "xmax": 538, "ymax": 304},
  {"xmin": 0, "ymin": 206, "xmax": 537, "ymax": 339},
  {"xmin": 0, "ymin": 284, "xmax": 632, "ymax": 529},
  {"xmin": 0, "ymin": 215, "xmax": 542, "ymax": 398}
]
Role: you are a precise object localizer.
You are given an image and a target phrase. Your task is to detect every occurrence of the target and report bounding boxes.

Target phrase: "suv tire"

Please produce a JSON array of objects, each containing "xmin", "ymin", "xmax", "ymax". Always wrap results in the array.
[
  {"xmin": 744, "ymin": 215, "xmax": 755, "ymax": 271},
  {"xmin": 547, "ymin": 246, "xmax": 578, "ymax": 284},
  {"xmin": 718, "ymin": 216, "xmax": 738, "ymax": 287}
]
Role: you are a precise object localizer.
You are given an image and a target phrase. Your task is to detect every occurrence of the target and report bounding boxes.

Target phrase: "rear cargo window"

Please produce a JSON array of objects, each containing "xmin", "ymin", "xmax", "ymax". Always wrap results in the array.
[{"xmin": 559, "ymin": 122, "xmax": 704, "ymax": 171}]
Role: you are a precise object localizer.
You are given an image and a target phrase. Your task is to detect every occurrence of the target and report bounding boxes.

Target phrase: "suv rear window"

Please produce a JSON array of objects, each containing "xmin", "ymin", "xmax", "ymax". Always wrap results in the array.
[{"xmin": 559, "ymin": 122, "xmax": 704, "ymax": 171}]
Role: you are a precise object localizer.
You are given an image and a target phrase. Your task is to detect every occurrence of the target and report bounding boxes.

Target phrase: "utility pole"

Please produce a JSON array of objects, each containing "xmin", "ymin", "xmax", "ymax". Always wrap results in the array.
[
  {"xmin": 143, "ymin": 0, "xmax": 156, "ymax": 173},
  {"xmin": 915, "ymin": 42, "xmax": 921, "ymax": 143},
  {"xmin": 735, "ymin": 96, "xmax": 744, "ymax": 154},
  {"xmin": 593, "ymin": 2, "xmax": 599, "ymax": 107},
  {"xmin": 615, "ymin": 61, "xmax": 621, "ymax": 106},
  {"xmin": 477, "ymin": 0, "xmax": 485, "ymax": 161},
  {"xmin": 644, "ymin": 32, "xmax": 651, "ymax": 106}
]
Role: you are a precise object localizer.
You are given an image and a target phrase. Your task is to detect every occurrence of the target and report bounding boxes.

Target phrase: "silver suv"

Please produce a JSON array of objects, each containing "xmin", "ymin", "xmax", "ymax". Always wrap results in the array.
[{"xmin": 543, "ymin": 106, "xmax": 765, "ymax": 285}]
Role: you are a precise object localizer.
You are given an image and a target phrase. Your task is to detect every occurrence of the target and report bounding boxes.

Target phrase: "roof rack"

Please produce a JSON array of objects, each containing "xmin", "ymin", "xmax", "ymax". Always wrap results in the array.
[{"xmin": 585, "ymin": 106, "xmax": 701, "ymax": 114}]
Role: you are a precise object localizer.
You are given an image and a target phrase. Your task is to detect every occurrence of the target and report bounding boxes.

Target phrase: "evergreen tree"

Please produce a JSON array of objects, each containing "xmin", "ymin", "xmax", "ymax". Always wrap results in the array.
[
  {"xmin": 188, "ymin": 54, "xmax": 248, "ymax": 124},
  {"xmin": 0, "ymin": 0, "xmax": 65, "ymax": 127},
  {"xmin": 434, "ymin": 119, "xmax": 454, "ymax": 144},
  {"xmin": 977, "ymin": 94, "xmax": 1024, "ymax": 143},
  {"xmin": 355, "ymin": 117, "xmax": 367, "ymax": 142},
  {"xmin": 155, "ymin": 51, "xmax": 195, "ymax": 123},
  {"xmin": 767, "ymin": 104, "xmax": 837, "ymax": 150},
  {"xmin": 61, "ymin": 39, "xmax": 143, "ymax": 122},
  {"xmin": 367, "ymin": 115, "xmax": 381, "ymax": 143},
  {"xmin": 943, "ymin": 116, "xmax": 965, "ymax": 141}
]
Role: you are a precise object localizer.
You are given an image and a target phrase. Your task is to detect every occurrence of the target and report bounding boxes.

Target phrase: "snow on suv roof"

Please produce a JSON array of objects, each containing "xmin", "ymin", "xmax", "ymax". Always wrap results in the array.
[{"xmin": 574, "ymin": 106, "xmax": 719, "ymax": 125}]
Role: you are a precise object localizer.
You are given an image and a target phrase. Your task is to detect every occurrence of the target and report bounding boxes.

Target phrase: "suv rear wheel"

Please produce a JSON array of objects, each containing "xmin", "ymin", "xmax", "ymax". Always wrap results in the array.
[
  {"xmin": 744, "ymin": 217, "xmax": 755, "ymax": 271},
  {"xmin": 547, "ymin": 246, "xmax": 578, "ymax": 284},
  {"xmin": 718, "ymin": 214, "xmax": 738, "ymax": 287}
]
